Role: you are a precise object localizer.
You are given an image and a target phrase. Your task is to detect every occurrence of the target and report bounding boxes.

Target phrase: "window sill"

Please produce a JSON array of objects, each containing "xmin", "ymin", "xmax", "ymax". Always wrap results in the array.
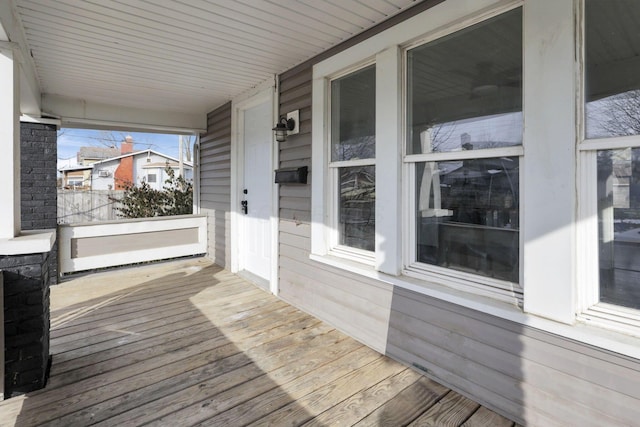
[
  {"xmin": 309, "ymin": 251, "xmax": 640, "ymax": 361},
  {"xmin": 579, "ymin": 304, "xmax": 640, "ymax": 338}
]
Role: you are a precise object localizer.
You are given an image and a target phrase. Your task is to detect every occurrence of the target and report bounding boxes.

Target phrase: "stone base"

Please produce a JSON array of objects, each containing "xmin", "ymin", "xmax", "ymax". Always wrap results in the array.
[{"xmin": 1, "ymin": 252, "xmax": 51, "ymax": 398}]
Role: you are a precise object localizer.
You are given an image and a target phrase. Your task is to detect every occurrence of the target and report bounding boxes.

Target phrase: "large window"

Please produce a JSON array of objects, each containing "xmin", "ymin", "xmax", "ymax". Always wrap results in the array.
[
  {"xmin": 405, "ymin": 8, "xmax": 522, "ymax": 285},
  {"xmin": 584, "ymin": 0, "xmax": 640, "ymax": 311},
  {"xmin": 330, "ymin": 65, "xmax": 376, "ymax": 253},
  {"xmin": 310, "ymin": 0, "xmax": 640, "ymax": 347}
]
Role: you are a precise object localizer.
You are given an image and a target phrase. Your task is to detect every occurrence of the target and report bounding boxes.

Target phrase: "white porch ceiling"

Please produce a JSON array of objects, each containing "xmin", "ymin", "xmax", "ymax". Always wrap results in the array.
[{"xmin": 12, "ymin": 0, "xmax": 421, "ymax": 125}]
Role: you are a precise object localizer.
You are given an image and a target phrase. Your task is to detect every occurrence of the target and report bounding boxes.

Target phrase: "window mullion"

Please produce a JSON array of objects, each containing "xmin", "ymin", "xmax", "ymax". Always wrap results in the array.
[
  {"xmin": 375, "ymin": 46, "xmax": 402, "ymax": 275},
  {"xmin": 521, "ymin": 0, "xmax": 577, "ymax": 324}
]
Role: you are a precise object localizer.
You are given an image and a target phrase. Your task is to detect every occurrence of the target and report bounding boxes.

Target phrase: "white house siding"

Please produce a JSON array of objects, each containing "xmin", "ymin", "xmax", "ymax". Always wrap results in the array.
[
  {"xmin": 198, "ymin": 1, "xmax": 640, "ymax": 425},
  {"xmin": 91, "ymin": 153, "xmax": 190, "ymax": 191},
  {"xmin": 200, "ymin": 103, "xmax": 232, "ymax": 269},
  {"xmin": 90, "ymin": 162, "xmax": 119, "ymax": 190}
]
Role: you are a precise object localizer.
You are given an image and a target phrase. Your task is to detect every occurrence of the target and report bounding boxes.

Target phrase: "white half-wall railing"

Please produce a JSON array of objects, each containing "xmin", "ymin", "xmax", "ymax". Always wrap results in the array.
[{"xmin": 59, "ymin": 214, "xmax": 207, "ymax": 275}]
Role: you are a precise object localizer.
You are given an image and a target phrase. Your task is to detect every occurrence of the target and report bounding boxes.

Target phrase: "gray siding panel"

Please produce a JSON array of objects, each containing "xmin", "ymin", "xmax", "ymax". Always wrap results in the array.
[
  {"xmin": 194, "ymin": 2, "xmax": 640, "ymax": 425},
  {"xmin": 200, "ymin": 102, "xmax": 232, "ymax": 268},
  {"xmin": 278, "ymin": 219, "xmax": 392, "ymax": 353},
  {"xmin": 387, "ymin": 289, "xmax": 640, "ymax": 426},
  {"xmin": 274, "ymin": 16, "xmax": 640, "ymax": 427}
]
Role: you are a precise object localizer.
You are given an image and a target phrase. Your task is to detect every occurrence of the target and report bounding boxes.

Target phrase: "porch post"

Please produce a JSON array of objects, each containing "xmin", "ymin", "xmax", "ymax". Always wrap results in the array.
[{"xmin": 0, "ymin": 43, "xmax": 20, "ymax": 239}]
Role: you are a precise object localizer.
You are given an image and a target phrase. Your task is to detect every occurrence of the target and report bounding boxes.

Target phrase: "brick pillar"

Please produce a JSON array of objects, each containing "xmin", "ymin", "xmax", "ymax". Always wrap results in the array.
[
  {"xmin": 20, "ymin": 122, "xmax": 58, "ymax": 286},
  {"xmin": 0, "ymin": 122, "xmax": 58, "ymax": 397},
  {"xmin": 1, "ymin": 253, "xmax": 51, "ymax": 397}
]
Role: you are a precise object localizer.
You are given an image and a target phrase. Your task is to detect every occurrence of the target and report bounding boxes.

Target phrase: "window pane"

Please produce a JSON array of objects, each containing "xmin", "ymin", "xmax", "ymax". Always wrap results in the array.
[
  {"xmin": 339, "ymin": 166, "xmax": 375, "ymax": 251},
  {"xmin": 416, "ymin": 157, "xmax": 519, "ymax": 282},
  {"xmin": 597, "ymin": 148, "xmax": 640, "ymax": 309},
  {"xmin": 586, "ymin": 1, "xmax": 640, "ymax": 139},
  {"xmin": 331, "ymin": 66, "xmax": 376, "ymax": 162},
  {"xmin": 406, "ymin": 8, "xmax": 522, "ymax": 155}
]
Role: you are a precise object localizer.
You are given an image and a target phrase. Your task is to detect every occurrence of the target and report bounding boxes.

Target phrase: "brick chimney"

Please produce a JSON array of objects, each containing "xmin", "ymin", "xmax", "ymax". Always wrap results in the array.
[
  {"xmin": 121, "ymin": 135, "xmax": 134, "ymax": 154},
  {"xmin": 115, "ymin": 136, "xmax": 134, "ymax": 189}
]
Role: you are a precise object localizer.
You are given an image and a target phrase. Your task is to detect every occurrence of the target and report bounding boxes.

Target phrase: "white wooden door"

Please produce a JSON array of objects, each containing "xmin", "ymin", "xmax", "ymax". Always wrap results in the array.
[{"xmin": 239, "ymin": 98, "xmax": 272, "ymax": 285}]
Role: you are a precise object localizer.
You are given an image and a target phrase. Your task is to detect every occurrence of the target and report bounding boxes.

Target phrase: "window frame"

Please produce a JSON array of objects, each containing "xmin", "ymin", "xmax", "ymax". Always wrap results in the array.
[
  {"xmin": 310, "ymin": 0, "xmax": 640, "ymax": 353},
  {"xmin": 577, "ymin": 0, "xmax": 640, "ymax": 331},
  {"xmin": 312, "ymin": 0, "xmax": 525, "ymax": 304},
  {"xmin": 327, "ymin": 63, "xmax": 377, "ymax": 262},
  {"xmin": 312, "ymin": 0, "xmax": 583, "ymax": 322},
  {"xmin": 401, "ymin": 10, "xmax": 526, "ymax": 301}
]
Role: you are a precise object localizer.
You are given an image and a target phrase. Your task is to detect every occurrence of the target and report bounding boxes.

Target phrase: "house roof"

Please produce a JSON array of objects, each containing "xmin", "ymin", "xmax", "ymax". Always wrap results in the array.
[
  {"xmin": 92, "ymin": 149, "xmax": 193, "ymax": 167},
  {"xmin": 78, "ymin": 146, "xmax": 120, "ymax": 161},
  {"xmin": 58, "ymin": 164, "xmax": 93, "ymax": 172},
  {"xmin": 58, "ymin": 149, "xmax": 192, "ymax": 171},
  {"xmin": 142, "ymin": 161, "xmax": 192, "ymax": 169},
  {"xmin": 4, "ymin": 0, "xmax": 422, "ymax": 129}
]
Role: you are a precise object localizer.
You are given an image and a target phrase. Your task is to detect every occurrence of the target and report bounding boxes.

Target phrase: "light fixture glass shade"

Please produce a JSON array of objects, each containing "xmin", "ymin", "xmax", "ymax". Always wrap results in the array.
[
  {"xmin": 273, "ymin": 123, "xmax": 287, "ymax": 142},
  {"xmin": 273, "ymin": 117, "xmax": 295, "ymax": 142}
]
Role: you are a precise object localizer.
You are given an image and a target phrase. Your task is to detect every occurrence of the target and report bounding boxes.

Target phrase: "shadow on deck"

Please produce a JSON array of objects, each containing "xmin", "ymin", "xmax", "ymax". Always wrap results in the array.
[{"xmin": 0, "ymin": 258, "xmax": 516, "ymax": 426}]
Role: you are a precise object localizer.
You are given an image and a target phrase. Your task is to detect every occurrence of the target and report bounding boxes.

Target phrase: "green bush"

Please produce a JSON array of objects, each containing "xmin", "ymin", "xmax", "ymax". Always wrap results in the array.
[{"xmin": 118, "ymin": 166, "xmax": 193, "ymax": 218}]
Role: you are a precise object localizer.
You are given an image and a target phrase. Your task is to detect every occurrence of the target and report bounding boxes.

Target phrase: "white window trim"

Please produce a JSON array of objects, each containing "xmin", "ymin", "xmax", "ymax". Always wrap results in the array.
[
  {"xmin": 308, "ymin": 0, "xmax": 640, "ymax": 357},
  {"xmin": 312, "ymin": 61, "xmax": 376, "ymax": 263},
  {"xmin": 325, "ymin": 63, "xmax": 377, "ymax": 262},
  {"xmin": 313, "ymin": 0, "xmax": 527, "ymax": 301},
  {"xmin": 576, "ymin": 0, "xmax": 640, "ymax": 328},
  {"xmin": 312, "ymin": 0, "xmax": 592, "ymax": 324}
]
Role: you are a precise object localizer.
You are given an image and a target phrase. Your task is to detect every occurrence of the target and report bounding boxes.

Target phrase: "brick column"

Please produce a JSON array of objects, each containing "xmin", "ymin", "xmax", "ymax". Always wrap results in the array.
[
  {"xmin": 20, "ymin": 122, "xmax": 58, "ymax": 285},
  {"xmin": 1, "ymin": 253, "xmax": 51, "ymax": 397}
]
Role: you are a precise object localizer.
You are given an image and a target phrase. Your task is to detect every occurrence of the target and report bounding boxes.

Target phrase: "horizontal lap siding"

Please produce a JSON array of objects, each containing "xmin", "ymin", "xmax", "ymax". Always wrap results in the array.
[
  {"xmin": 187, "ymin": 2, "xmax": 640, "ymax": 424},
  {"xmin": 274, "ymin": 12, "xmax": 640, "ymax": 427},
  {"xmin": 277, "ymin": 67, "xmax": 392, "ymax": 353},
  {"xmin": 387, "ymin": 288, "xmax": 640, "ymax": 426},
  {"xmin": 200, "ymin": 103, "xmax": 232, "ymax": 268}
]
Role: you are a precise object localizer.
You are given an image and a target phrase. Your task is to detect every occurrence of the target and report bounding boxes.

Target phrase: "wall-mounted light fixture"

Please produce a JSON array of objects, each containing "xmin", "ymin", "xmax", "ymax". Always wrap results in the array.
[
  {"xmin": 272, "ymin": 110, "xmax": 299, "ymax": 142},
  {"xmin": 273, "ymin": 116, "xmax": 296, "ymax": 142}
]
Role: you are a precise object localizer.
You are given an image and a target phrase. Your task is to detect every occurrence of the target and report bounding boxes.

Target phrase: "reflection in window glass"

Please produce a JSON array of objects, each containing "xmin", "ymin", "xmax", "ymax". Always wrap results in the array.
[
  {"xmin": 597, "ymin": 148, "xmax": 640, "ymax": 309},
  {"xmin": 339, "ymin": 166, "xmax": 375, "ymax": 251},
  {"xmin": 586, "ymin": 0, "xmax": 640, "ymax": 139},
  {"xmin": 331, "ymin": 65, "xmax": 376, "ymax": 161},
  {"xmin": 416, "ymin": 157, "xmax": 519, "ymax": 282},
  {"xmin": 408, "ymin": 7, "xmax": 521, "ymax": 282},
  {"xmin": 416, "ymin": 157, "xmax": 520, "ymax": 282},
  {"xmin": 406, "ymin": 8, "xmax": 522, "ymax": 155}
]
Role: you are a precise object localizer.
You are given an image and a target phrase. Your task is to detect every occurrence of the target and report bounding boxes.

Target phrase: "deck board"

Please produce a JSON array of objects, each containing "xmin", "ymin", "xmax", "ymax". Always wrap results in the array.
[
  {"xmin": 353, "ymin": 376, "xmax": 450, "ymax": 426},
  {"xmin": 409, "ymin": 391, "xmax": 481, "ymax": 427},
  {"xmin": 0, "ymin": 258, "xmax": 515, "ymax": 427}
]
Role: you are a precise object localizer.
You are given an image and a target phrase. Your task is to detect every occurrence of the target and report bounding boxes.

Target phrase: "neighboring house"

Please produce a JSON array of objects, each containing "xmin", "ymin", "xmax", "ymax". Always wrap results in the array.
[
  {"xmin": 59, "ymin": 164, "xmax": 92, "ymax": 189},
  {"xmin": 77, "ymin": 145, "xmax": 119, "ymax": 166},
  {"xmin": 91, "ymin": 149, "xmax": 193, "ymax": 191},
  {"xmin": 59, "ymin": 137, "xmax": 192, "ymax": 190}
]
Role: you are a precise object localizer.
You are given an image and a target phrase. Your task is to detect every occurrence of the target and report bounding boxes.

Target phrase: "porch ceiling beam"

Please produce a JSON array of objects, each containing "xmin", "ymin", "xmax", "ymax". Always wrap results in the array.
[
  {"xmin": 43, "ymin": 94, "xmax": 207, "ymax": 134},
  {"xmin": 0, "ymin": 0, "xmax": 42, "ymax": 116}
]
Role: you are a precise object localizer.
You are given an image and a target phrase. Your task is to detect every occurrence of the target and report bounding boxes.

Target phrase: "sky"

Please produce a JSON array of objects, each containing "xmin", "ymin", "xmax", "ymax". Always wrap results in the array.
[{"xmin": 57, "ymin": 128, "xmax": 189, "ymax": 169}]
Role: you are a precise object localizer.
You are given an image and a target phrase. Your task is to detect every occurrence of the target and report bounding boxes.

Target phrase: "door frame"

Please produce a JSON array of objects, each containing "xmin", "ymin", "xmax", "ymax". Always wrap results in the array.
[{"xmin": 230, "ymin": 78, "xmax": 279, "ymax": 295}]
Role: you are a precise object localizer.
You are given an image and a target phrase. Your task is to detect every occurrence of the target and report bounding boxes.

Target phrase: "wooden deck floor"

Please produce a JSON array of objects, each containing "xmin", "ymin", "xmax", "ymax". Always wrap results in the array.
[{"xmin": 0, "ymin": 258, "xmax": 517, "ymax": 426}]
